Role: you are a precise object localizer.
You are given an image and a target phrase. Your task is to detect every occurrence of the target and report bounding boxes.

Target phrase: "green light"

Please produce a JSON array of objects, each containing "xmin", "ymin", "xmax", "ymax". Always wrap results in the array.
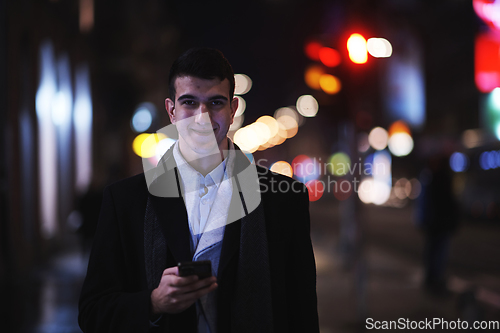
[
  {"xmin": 492, "ymin": 88, "xmax": 500, "ymax": 111},
  {"xmin": 328, "ymin": 152, "xmax": 351, "ymax": 176},
  {"xmin": 483, "ymin": 90, "xmax": 500, "ymax": 141}
]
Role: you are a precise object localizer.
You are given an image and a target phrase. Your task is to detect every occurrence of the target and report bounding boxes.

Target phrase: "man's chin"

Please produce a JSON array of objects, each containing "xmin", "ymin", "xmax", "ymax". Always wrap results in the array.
[{"xmin": 188, "ymin": 141, "xmax": 220, "ymax": 156}]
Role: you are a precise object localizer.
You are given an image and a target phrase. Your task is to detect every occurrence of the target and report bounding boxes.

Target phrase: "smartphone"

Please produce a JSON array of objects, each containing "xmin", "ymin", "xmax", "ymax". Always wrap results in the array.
[{"xmin": 177, "ymin": 260, "xmax": 212, "ymax": 279}]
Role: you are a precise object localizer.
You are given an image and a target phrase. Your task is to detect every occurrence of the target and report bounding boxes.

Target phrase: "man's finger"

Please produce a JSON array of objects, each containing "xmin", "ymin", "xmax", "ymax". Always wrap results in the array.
[
  {"xmin": 174, "ymin": 282, "xmax": 218, "ymax": 303},
  {"xmin": 169, "ymin": 274, "xmax": 199, "ymax": 287},
  {"xmin": 187, "ymin": 282, "xmax": 218, "ymax": 299},
  {"xmin": 179, "ymin": 276, "xmax": 216, "ymax": 290},
  {"xmin": 162, "ymin": 266, "xmax": 179, "ymax": 276}
]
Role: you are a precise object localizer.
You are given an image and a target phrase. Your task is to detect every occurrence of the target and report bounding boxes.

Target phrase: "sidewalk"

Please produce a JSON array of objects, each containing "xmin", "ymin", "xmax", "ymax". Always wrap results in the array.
[{"xmin": 311, "ymin": 199, "xmax": 500, "ymax": 332}]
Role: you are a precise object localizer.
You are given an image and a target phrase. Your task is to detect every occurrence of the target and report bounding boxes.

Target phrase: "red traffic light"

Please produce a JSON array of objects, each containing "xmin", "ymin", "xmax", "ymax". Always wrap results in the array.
[{"xmin": 347, "ymin": 33, "xmax": 368, "ymax": 64}]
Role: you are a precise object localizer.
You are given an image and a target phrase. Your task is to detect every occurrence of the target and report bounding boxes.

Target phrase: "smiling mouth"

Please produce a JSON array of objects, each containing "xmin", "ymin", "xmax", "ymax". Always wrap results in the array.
[{"xmin": 191, "ymin": 128, "xmax": 216, "ymax": 135}]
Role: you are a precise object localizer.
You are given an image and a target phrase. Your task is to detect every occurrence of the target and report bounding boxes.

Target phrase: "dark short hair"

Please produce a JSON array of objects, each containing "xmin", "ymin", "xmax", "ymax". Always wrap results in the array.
[{"xmin": 168, "ymin": 47, "xmax": 235, "ymax": 101}]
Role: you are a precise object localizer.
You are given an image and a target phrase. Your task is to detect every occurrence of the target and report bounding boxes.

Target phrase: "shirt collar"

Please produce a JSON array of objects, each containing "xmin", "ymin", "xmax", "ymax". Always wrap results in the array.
[{"xmin": 173, "ymin": 141, "xmax": 231, "ymax": 190}]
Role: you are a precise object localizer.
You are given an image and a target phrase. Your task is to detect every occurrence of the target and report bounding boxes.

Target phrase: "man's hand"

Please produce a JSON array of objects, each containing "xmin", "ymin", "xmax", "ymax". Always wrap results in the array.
[{"xmin": 150, "ymin": 266, "xmax": 218, "ymax": 314}]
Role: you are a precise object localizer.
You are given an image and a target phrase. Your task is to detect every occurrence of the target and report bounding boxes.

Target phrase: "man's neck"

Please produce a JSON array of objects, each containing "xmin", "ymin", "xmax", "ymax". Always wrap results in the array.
[{"xmin": 178, "ymin": 139, "xmax": 229, "ymax": 176}]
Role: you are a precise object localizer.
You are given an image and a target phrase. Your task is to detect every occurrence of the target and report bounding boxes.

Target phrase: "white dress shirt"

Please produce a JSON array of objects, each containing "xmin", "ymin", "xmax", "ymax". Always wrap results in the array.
[{"xmin": 172, "ymin": 141, "xmax": 235, "ymax": 333}]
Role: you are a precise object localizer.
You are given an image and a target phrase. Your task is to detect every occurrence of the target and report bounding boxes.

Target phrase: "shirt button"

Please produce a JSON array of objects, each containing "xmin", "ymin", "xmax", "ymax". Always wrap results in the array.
[{"xmin": 201, "ymin": 198, "xmax": 208, "ymax": 205}]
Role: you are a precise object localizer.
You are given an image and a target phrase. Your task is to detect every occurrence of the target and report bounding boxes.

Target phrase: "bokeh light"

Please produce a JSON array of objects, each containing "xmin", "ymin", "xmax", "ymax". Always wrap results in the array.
[
  {"xmin": 133, "ymin": 133, "xmax": 167, "ymax": 158},
  {"xmin": 480, "ymin": 151, "xmax": 490, "ymax": 170},
  {"xmin": 388, "ymin": 120, "xmax": 410, "ymax": 137},
  {"xmin": 404, "ymin": 180, "xmax": 413, "ymax": 198},
  {"xmin": 462, "ymin": 129, "xmax": 484, "ymax": 148},
  {"xmin": 358, "ymin": 133, "xmax": 370, "ymax": 153},
  {"xmin": 371, "ymin": 180, "xmax": 392, "ymax": 205},
  {"xmin": 292, "ymin": 154, "xmax": 320, "ymax": 182},
  {"xmin": 256, "ymin": 116, "xmax": 279, "ymax": 138},
  {"xmin": 327, "ymin": 152, "xmax": 351, "ymax": 176},
  {"xmin": 475, "ymin": 32, "xmax": 500, "ymax": 92},
  {"xmin": 292, "ymin": 155, "xmax": 312, "ymax": 177},
  {"xmin": 304, "ymin": 40, "xmax": 323, "ymax": 61},
  {"xmin": 388, "ymin": 132, "xmax": 414, "ymax": 157},
  {"xmin": 394, "ymin": 178, "xmax": 410, "ymax": 200},
  {"xmin": 234, "ymin": 74, "xmax": 252, "ymax": 95},
  {"xmin": 276, "ymin": 115, "xmax": 299, "ymax": 138},
  {"xmin": 364, "ymin": 153, "xmax": 374, "ymax": 176},
  {"xmin": 132, "ymin": 108, "xmax": 153, "ymax": 133},
  {"xmin": 154, "ymin": 137, "xmax": 176, "ymax": 163},
  {"xmin": 270, "ymin": 161, "xmax": 293, "ymax": 177},
  {"xmin": 51, "ymin": 91, "xmax": 71, "ymax": 127},
  {"xmin": 408, "ymin": 178, "xmax": 421, "ymax": 199},
  {"xmin": 358, "ymin": 178, "xmax": 374, "ymax": 204},
  {"xmin": 358, "ymin": 150, "xmax": 392, "ymax": 205},
  {"xmin": 333, "ymin": 179, "xmax": 352, "ymax": 201},
  {"xmin": 258, "ymin": 141, "xmax": 274, "ymax": 151},
  {"xmin": 234, "ymin": 127, "xmax": 258, "ymax": 153},
  {"xmin": 131, "ymin": 102, "xmax": 156, "ymax": 133},
  {"xmin": 268, "ymin": 123, "xmax": 287, "ymax": 145},
  {"xmin": 73, "ymin": 64, "xmax": 93, "ymax": 194},
  {"xmin": 358, "ymin": 178, "xmax": 391, "ymax": 205},
  {"xmin": 368, "ymin": 127, "xmax": 389, "ymax": 150},
  {"xmin": 249, "ymin": 122, "xmax": 271, "ymax": 146},
  {"xmin": 347, "ymin": 33, "xmax": 368, "ymax": 64},
  {"xmin": 449, "ymin": 152, "xmax": 469, "ymax": 172},
  {"xmin": 274, "ymin": 106, "xmax": 304, "ymax": 126},
  {"xmin": 304, "ymin": 65, "xmax": 325, "ymax": 90},
  {"xmin": 318, "ymin": 47, "xmax": 341, "ymax": 67},
  {"xmin": 306, "ymin": 179, "xmax": 324, "ymax": 202},
  {"xmin": 492, "ymin": 87, "xmax": 500, "ymax": 109},
  {"xmin": 235, "ymin": 96, "xmax": 246, "ymax": 117},
  {"xmin": 296, "ymin": 95, "xmax": 319, "ymax": 117},
  {"xmin": 367, "ymin": 38, "xmax": 393, "ymax": 58},
  {"xmin": 480, "ymin": 150, "xmax": 500, "ymax": 170},
  {"xmin": 473, "ymin": 0, "xmax": 500, "ymax": 32},
  {"xmin": 319, "ymin": 74, "xmax": 342, "ymax": 94},
  {"xmin": 373, "ymin": 150, "xmax": 392, "ymax": 181}
]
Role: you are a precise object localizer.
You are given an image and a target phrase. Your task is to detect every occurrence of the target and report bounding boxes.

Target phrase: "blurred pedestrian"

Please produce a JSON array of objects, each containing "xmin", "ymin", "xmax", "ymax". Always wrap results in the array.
[{"xmin": 417, "ymin": 153, "xmax": 460, "ymax": 295}]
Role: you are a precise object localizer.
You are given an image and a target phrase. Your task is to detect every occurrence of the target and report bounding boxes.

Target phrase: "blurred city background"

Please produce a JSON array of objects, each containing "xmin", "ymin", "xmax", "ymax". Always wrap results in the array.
[{"xmin": 1, "ymin": 0, "xmax": 500, "ymax": 332}]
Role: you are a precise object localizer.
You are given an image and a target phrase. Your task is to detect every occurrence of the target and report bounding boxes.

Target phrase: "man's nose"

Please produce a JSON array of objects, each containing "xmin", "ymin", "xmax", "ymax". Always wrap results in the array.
[{"xmin": 194, "ymin": 104, "xmax": 211, "ymax": 124}]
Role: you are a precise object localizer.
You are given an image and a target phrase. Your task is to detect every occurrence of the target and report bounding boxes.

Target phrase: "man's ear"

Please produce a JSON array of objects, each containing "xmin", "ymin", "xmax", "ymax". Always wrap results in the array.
[
  {"xmin": 229, "ymin": 96, "xmax": 239, "ymax": 124},
  {"xmin": 165, "ymin": 98, "xmax": 175, "ymax": 124}
]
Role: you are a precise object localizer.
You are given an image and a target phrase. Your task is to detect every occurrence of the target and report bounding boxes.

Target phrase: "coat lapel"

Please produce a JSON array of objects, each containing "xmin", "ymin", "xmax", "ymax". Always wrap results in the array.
[
  {"xmin": 147, "ymin": 147, "xmax": 193, "ymax": 264},
  {"xmin": 149, "ymin": 194, "xmax": 192, "ymax": 264},
  {"xmin": 217, "ymin": 202, "xmax": 241, "ymax": 277},
  {"xmin": 218, "ymin": 148, "xmax": 262, "ymax": 278}
]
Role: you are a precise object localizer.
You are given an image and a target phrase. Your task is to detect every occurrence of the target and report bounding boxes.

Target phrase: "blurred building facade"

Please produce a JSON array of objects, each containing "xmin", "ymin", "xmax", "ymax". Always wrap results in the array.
[{"xmin": 0, "ymin": 0, "xmax": 94, "ymax": 281}]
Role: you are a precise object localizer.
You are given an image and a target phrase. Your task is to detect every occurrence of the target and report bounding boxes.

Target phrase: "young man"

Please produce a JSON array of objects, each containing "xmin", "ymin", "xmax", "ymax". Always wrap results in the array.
[{"xmin": 78, "ymin": 48, "xmax": 319, "ymax": 333}]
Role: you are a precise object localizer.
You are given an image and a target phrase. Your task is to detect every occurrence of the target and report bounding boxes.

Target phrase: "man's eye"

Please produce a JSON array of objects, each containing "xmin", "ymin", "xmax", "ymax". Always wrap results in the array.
[
  {"xmin": 211, "ymin": 101, "xmax": 224, "ymax": 106},
  {"xmin": 182, "ymin": 100, "xmax": 196, "ymax": 105}
]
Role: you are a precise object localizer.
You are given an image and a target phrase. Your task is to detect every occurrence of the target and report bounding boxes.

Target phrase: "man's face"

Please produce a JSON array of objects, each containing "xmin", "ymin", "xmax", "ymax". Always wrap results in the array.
[{"xmin": 166, "ymin": 76, "xmax": 238, "ymax": 157}]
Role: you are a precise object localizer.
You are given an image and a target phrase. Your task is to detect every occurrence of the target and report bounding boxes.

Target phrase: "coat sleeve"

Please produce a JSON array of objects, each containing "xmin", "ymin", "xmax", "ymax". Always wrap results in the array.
[
  {"xmin": 78, "ymin": 186, "xmax": 153, "ymax": 333},
  {"xmin": 287, "ymin": 187, "xmax": 320, "ymax": 333}
]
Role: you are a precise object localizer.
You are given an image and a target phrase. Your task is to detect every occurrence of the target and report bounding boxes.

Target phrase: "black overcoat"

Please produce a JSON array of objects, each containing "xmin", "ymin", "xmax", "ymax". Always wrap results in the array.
[{"xmin": 78, "ymin": 147, "xmax": 319, "ymax": 333}]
